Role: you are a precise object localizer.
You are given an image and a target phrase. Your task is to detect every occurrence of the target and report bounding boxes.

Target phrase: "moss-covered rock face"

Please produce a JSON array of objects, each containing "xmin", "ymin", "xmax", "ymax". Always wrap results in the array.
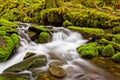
[
  {"xmin": 102, "ymin": 44, "xmax": 114, "ymax": 57},
  {"xmin": 38, "ymin": 32, "xmax": 51, "ymax": 43},
  {"xmin": 77, "ymin": 43, "xmax": 99, "ymax": 59},
  {"xmin": 112, "ymin": 52, "xmax": 120, "ymax": 62}
]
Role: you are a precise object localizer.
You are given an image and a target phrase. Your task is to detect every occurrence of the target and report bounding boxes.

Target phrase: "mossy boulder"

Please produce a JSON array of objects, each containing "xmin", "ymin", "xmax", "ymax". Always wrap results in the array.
[
  {"xmin": 112, "ymin": 52, "xmax": 120, "ymax": 62},
  {"xmin": 0, "ymin": 36, "xmax": 17, "ymax": 62},
  {"xmin": 77, "ymin": 43, "xmax": 99, "ymax": 58},
  {"xmin": 101, "ymin": 44, "xmax": 114, "ymax": 57},
  {"xmin": 38, "ymin": 32, "xmax": 51, "ymax": 43}
]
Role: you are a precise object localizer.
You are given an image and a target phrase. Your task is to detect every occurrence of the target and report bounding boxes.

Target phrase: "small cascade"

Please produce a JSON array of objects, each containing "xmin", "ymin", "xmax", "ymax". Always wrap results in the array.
[{"xmin": 0, "ymin": 23, "xmax": 111, "ymax": 80}]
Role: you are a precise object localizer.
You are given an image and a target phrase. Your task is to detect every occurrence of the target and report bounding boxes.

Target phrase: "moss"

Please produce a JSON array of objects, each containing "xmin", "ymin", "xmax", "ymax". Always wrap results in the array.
[
  {"xmin": 112, "ymin": 52, "xmax": 120, "ymax": 62},
  {"xmin": 112, "ymin": 26, "xmax": 120, "ymax": 34},
  {"xmin": 0, "ymin": 36, "xmax": 15, "ymax": 62},
  {"xmin": 98, "ymin": 38, "xmax": 120, "ymax": 51},
  {"xmin": 0, "ymin": 26, "xmax": 16, "ymax": 33},
  {"xmin": 11, "ymin": 33, "xmax": 19, "ymax": 45},
  {"xmin": 77, "ymin": 43, "xmax": 98, "ymax": 58},
  {"xmin": 29, "ymin": 24, "xmax": 47, "ymax": 32},
  {"xmin": 0, "ymin": 75, "xmax": 27, "ymax": 80},
  {"xmin": 63, "ymin": 20, "xmax": 73, "ymax": 27},
  {"xmin": 0, "ymin": 19, "xmax": 17, "ymax": 28},
  {"xmin": 102, "ymin": 44, "xmax": 114, "ymax": 57},
  {"xmin": 38, "ymin": 32, "xmax": 51, "ymax": 43},
  {"xmin": 64, "ymin": 9, "xmax": 120, "ymax": 28},
  {"xmin": 0, "ymin": 31, "xmax": 6, "ymax": 36},
  {"xmin": 112, "ymin": 34, "xmax": 120, "ymax": 44}
]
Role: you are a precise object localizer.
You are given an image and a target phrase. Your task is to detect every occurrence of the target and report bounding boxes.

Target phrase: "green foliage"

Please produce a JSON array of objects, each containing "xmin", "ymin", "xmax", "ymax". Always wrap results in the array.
[
  {"xmin": 77, "ymin": 43, "xmax": 99, "ymax": 58},
  {"xmin": 0, "ymin": 76, "xmax": 27, "ymax": 80},
  {"xmin": 112, "ymin": 52, "xmax": 120, "ymax": 62},
  {"xmin": 112, "ymin": 26, "xmax": 120, "ymax": 34},
  {"xmin": 38, "ymin": 32, "xmax": 51, "ymax": 43},
  {"xmin": 102, "ymin": 44, "xmax": 114, "ymax": 57}
]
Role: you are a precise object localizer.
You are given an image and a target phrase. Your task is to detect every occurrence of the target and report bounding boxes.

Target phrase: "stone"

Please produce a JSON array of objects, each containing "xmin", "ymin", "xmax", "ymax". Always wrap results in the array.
[
  {"xmin": 35, "ymin": 73, "xmax": 58, "ymax": 80},
  {"xmin": 4, "ymin": 55, "xmax": 47, "ymax": 72},
  {"xmin": 48, "ymin": 66, "xmax": 66, "ymax": 78}
]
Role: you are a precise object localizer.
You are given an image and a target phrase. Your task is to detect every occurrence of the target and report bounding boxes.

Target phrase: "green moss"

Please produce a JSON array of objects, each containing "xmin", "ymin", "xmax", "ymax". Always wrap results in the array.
[
  {"xmin": 112, "ymin": 26, "xmax": 120, "ymax": 34},
  {"xmin": 0, "ymin": 26, "xmax": 16, "ymax": 33},
  {"xmin": 0, "ymin": 36, "xmax": 15, "ymax": 62},
  {"xmin": 64, "ymin": 9, "xmax": 120, "ymax": 28},
  {"xmin": 63, "ymin": 20, "xmax": 73, "ymax": 27},
  {"xmin": 0, "ymin": 31, "xmax": 6, "ymax": 36},
  {"xmin": 38, "ymin": 32, "xmax": 51, "ymax": 43},
  {"xmin": 99, "ymin": 38, "xmax": 120, "ymax": 51},
  {"xmin": 0, "ymin": 19, "xmax": 17, "ymax": 28},
  {"xmin": 11, "ymin": 33, "xmax": 19, "ymax": 45},
  {"xmin": 112, "ymin": 34, "xmax": 120, "ymax": 44},
  {"xmin": 29, "ymin": 24, "xmax": 47, "ymax": 32},
  {"xmin": 112, "ymin": 52, "xmax": 120, "ymax": 62},
  {"xmin": 102, "ymin": 44, "xmax": 114, "ymax": 57},
  {"xmin": 77, "ymin": 43, "xmax": 98, "ymax": 58}
]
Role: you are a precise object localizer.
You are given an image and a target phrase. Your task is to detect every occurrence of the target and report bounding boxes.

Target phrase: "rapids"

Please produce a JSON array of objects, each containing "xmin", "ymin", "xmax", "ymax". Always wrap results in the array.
[{"xmin": 0, "ymin": 23, "xmax": 112, "ymax": 80}]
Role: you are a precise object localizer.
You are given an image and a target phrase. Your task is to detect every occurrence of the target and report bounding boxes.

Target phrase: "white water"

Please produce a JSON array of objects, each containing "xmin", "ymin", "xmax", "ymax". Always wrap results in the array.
[{"xmin": 0, "ymin": 23, "xmax": 109, "ymax": 80}]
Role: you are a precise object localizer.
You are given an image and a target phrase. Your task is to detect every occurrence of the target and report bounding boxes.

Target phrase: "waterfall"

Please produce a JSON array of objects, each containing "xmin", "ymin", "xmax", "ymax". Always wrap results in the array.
[{"xmin": 0, "ymin": 23, "xmax": 110, "ymax": 80}]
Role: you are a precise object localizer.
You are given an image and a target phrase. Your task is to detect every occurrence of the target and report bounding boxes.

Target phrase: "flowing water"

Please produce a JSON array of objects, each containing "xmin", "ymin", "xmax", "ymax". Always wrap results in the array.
[{"xmin": 0, "ymin": 23, "xmax": 114, "ymax": 80}]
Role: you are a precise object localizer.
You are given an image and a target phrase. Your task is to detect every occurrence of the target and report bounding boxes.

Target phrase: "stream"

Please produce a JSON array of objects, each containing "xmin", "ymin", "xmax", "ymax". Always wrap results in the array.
[{"xmin": 0, "ymin": 23, "xmax": 117, "ymax": 80}]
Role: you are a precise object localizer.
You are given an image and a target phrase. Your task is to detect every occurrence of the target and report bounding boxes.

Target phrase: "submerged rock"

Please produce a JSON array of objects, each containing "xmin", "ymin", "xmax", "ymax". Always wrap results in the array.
[
  {"xmin": 35, "ymin": 73, "xmax": 58, "ymax": 80},
  {"xmin": 48, "ymin": 66, "xmax": 66, "ymax": 78}
]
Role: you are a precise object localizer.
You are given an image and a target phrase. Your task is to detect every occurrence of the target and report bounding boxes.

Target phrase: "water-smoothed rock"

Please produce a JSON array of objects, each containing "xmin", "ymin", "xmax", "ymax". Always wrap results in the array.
[
  {"xmin": 35, "ymin": 73, "xmax": 58, "ymax": 80},
  {"xmin": 48, "ymin": 66, "xmax": 66, "ymax": 78},
  {"xmin": 49, "ymin": 60, "xmax": 66, "ymax": 67},
  {"xmin": 23, "ymin": 52, "xmax": 36, "ymax": 60},
  {"xmin": 0, "ymin": 72, "xmax": 30, "ymax": 80},
  {"xmin": 4, "ymin": 55, "xmax": 47, "ymax": 72}
]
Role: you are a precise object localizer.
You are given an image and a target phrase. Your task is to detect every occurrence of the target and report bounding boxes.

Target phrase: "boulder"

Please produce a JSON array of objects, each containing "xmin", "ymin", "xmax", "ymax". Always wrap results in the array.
[{"xmin": 4, "ymin": 55, "xmax": 47, "ymax": 72}]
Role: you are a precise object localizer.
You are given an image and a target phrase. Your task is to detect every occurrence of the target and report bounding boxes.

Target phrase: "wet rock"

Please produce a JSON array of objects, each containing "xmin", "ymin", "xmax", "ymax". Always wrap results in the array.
[
  {"xmin": 48, "ymin": 66, "xmax": 66, "ymax": 78},
  {"xmin": 35, "ymin": 73, "xmax": 58, "ymax": 80},
  {"xmin": 78, "ymin": 75, "xmax": 93, "ymax": 80},
  {"xmin": 4, "ymin": 55, "xmax": 47, "ymax": 72},
  {"xmin": 24, "ymin": 52, "xmax": 36, "ymax": 59},
  {"xmin": 0, "ymin": 72, "xmax": 31, "ymax": 80},
  {"xmin": 49, "ymin": 60, "xmax": 66, "ymax": 67}
]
